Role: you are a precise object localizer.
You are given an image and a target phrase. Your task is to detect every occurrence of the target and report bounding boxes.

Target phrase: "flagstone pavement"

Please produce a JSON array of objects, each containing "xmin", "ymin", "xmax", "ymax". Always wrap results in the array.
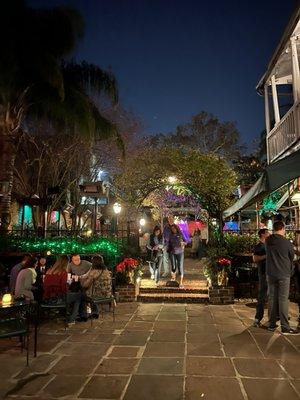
[{"xmin": 0, "ymin": 301, "xmax": 299, "ymax": 400}]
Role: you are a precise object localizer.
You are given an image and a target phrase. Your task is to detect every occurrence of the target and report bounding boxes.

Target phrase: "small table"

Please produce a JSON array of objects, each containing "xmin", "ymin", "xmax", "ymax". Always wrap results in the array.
[{"xmin": 0, "ymin": 299, "xmax": 38, "ymax": 357}]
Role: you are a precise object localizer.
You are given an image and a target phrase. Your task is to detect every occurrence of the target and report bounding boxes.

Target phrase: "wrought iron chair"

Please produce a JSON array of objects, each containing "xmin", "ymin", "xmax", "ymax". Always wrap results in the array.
[
  {"xmin": 0, "ymin": 312, "xmax": 30, "ymax": 365},
  {"xmin": 38, "ymin": 284, "xmax": 68, "ymax": 329}
]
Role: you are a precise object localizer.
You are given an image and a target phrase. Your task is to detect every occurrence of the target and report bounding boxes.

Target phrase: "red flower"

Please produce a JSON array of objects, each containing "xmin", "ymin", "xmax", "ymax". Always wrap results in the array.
[
  {"xmin": 217, "ymin": 258, "xmax": 231, "ymax": 267},
  {"xmin": 116, "ymin": 257, "xmax": 139, "ymax": 272}
]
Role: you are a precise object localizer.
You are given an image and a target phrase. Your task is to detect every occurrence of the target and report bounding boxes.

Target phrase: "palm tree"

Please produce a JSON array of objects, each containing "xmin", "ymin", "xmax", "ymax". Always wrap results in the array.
[{"xmin": 0, "ymin": 1, "xmax": 119, "ymax": 229}]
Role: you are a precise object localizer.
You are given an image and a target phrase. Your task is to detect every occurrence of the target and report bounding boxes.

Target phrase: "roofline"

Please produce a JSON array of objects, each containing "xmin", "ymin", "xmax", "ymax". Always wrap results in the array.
[{"xmin": 256, "ymin": 4, "xmax": 300, "ymax": 95}]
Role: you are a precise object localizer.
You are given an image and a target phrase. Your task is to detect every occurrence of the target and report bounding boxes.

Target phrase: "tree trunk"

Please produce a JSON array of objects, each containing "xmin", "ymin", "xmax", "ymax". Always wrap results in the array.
[{"xmin": 0, "ymin": 134, "xmax": 16, "ymax": 230}]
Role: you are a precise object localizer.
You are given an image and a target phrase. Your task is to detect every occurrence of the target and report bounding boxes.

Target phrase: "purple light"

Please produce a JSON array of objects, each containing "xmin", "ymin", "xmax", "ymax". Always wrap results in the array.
[{"xmin": 178, "ymin": 222, "xmax": 191, "ymax": 243}]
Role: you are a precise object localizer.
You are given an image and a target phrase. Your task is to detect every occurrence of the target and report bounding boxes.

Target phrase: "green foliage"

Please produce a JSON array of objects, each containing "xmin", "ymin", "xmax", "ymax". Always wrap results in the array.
[
  {"xmin": 116, "ymin": 147, "xmax": 237, "ymax": 217},
  {"xmin": 204, "ymin": 233, "xmax": 258, "ymax": 285},
  {"xmin": 0, "ymin": 235, "xmax": 121, "ymax": 266},
  {"xmin": 223, "ymin": 233, "xmax": 258, "ymax": 256},
  {"xmin": 233, "ymin": 155, "xmax": 263, "ymax": 185},
  {"xmin": 203, "ymin": 246, "xmax": 229, "ymax": 285}
]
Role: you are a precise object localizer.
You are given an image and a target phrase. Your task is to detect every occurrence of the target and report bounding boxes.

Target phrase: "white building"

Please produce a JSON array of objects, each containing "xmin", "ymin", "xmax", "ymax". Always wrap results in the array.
[{"xmin": 256, "ymin": 7, "xmax": 300, "ymax": 164}]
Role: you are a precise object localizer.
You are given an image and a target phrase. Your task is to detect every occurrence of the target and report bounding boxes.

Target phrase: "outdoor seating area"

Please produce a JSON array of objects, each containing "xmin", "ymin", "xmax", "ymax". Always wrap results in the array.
[{"xmin": 0, "ymin": 301, "xmax": 299, "ymax": 399}]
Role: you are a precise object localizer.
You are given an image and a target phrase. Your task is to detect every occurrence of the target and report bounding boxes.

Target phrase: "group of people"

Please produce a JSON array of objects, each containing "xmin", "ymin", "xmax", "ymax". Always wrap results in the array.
[
  {"xmin": 146, "ymin": 216, "xmax": 187, "ymax": 288},
  {"xmin": 253, "ymin": 221, "xmax": 300, "ymax": 335},
  {"xmin": 8, "ymin": 253, "xmax": 112, "ymax": 326}
]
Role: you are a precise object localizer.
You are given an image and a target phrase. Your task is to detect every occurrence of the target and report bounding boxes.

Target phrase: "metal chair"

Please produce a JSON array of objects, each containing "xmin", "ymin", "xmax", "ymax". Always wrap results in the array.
[
  {"xmin": 39, "ymin": 285, "xmax": 68, "ymax": 329},
  {"xmin": 0, "ymin": 316, "xmax": 30, "ymax": 365}
]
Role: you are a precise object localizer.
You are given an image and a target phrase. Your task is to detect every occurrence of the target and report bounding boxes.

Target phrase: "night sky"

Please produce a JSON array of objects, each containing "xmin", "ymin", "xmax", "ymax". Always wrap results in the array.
[{"xmin": 29, "ymin": 0, "xmax": 296, "ymax": 148}]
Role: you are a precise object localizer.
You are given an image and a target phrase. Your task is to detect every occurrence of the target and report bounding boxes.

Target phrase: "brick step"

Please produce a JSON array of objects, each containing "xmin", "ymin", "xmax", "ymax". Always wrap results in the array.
[
  {"xmin": 139, "ymin": 287, "xmax": 208, "ymax": 294},
  {"xmin": 137, "ymin": 293, "xmax": 209, "ymax": 303}
]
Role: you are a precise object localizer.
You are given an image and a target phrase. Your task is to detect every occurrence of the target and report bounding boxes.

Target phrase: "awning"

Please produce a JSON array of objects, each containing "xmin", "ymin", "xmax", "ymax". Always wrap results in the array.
[{"xmin": 223, "ymin": 149, "xmax": 300, "ymax": 218}]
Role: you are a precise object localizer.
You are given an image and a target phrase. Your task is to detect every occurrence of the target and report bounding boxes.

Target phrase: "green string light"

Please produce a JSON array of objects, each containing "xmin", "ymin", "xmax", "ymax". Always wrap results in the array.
[{"xmin": 4, "ymin": 236, "xmax": 121, "ymax": 257}]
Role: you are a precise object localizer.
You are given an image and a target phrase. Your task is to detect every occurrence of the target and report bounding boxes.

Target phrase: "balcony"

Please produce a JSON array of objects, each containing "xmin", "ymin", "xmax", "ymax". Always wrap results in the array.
[{"xmin": 267, "ymin": 100, "xmax": 300, "ymax": 163}]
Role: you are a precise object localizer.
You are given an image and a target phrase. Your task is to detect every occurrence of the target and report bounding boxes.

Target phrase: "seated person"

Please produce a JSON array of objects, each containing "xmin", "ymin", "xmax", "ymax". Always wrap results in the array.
[
  {"xmin": 81, "ymin": 255, "xmax": 112, "ymax": 318},
  {"xmin": 9, "ymin": 254, "xmax": 32, "ymax": 294},
  {"xmin": 43, "ymin": 255, "xmax": 86, "ymax": 325},
  {"xmin": 15, "ymin": 256, "xmax": 38, "ymax": 300},
  {"xmin": 67, "ymin": 254, "xmax": 92, "ymax": 276},
  {"xmin": 43, "ymin": 255, "xmax": 68, "ymax": 300}
]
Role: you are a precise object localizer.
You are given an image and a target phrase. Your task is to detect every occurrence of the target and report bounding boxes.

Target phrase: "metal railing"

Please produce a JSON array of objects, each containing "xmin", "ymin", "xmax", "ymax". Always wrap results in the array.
[
  {"xmin": 0, "ymin": 228, "xmax": 138, "ymax": 244},
  {"xmin": 267, "ymin": 101, "xmax": 300, "ymax": 163}
]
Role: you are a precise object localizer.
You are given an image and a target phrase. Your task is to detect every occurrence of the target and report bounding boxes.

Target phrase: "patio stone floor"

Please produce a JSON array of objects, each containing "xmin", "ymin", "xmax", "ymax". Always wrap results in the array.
[{"xmin": 0, "ymin": 301, "xmax": 299, "ymax": 400}]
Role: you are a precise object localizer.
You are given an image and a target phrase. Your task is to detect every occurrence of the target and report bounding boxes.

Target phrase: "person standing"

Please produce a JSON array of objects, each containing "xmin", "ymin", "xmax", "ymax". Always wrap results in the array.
[
  {"xmin": 266, "ymin": 221, "xmax": 298, "ymax": 335},
  {"xmin": 253, "ymin": 229, "xmax": 270, "ymax": 327},
  {"xmin": 146, "ymin": 226, "xmax": 164, "ymax": 285},
  {"xmin": 191, "ymin": 229, "xmax": 201, "ymax": 259},
  {"xmin": 169, "ymin": 224, "xmax": 186, "ymax": 288},
  {"xmin": 162, "ymin": 215, "xmax": 174, "ymax": 277},
  {"xmin": 293, "ymin": 230, "xmax": 300, "ymax": 326}
]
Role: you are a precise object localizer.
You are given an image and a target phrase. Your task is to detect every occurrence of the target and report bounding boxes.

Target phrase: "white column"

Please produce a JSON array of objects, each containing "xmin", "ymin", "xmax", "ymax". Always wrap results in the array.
[
  {"xmin": 291, "ymin": 37, "xmax": 300, "ymax": 102},
  {"xmin": 271, "ymin": 74, "xmax": 280, "ymax": 124},
  {"xmin": 264, "ymin": 84, "xmax": 271, "ymax": 164}
]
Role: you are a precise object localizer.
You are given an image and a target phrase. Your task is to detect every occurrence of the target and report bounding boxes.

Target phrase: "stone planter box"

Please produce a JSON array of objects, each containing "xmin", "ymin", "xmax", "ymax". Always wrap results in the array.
[
  {"xmin": 209, "ymin": 286, "xmax": 234, "ymax": 305},
  {"xmin": 115, "ymin": 283, "xmax": 140, "ymax": 302}
]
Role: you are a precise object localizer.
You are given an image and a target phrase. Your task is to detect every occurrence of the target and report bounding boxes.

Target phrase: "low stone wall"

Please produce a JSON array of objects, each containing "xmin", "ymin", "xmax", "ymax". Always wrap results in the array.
[
  {"xmin": 116, "ymin": 283, "xmax": 139, "ymax": 302},
  {"xmin": 209, "ymin": 286, "xmax": 234, "ymax": 305}
]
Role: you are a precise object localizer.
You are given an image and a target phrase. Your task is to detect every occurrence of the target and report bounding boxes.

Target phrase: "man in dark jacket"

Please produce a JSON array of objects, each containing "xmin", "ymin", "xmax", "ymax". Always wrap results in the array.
[
  {"xmin": 266, "ymin": 221, "xmax": 298, "ymax": 335},
  {"xmin": 253, "ymin": 228, "xmax": 270, "ymax": 327}
]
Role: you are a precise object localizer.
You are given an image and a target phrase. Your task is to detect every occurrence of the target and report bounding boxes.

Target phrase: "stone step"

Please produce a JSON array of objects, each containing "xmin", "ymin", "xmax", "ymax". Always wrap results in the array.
[
  {"xmin": 137, "ymin": 293, "xmax": 209, "ymax": 303},
  {"xmin": 139, "ymin": 287, "xmax": 208, "ymax": 294}
]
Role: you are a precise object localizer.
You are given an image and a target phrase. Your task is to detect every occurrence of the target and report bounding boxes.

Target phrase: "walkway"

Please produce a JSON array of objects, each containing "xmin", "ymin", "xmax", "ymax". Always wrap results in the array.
[{"xmin": 1, "ymin": 301, "xmax": 299, "ymax": 399}]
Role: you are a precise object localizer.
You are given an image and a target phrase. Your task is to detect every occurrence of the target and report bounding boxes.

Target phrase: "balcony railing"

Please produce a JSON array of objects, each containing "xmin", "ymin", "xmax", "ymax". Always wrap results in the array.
[{"xmin": 267, "ymin": 100, "xmax": 300, "ymax": 163}]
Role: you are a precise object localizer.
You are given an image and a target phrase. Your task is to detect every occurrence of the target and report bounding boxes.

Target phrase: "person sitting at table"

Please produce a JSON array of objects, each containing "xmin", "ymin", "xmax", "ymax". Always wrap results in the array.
[
  {"xmin": 67, "ymin": 254, "xmax": 92, "ymax": 276},
  {"xmin": 9, "ymin": 254, "xmax": 32, "ymax": 294},
  {"xmin": 43, "ymin": 256, "xmax": 68, "ymax": 300},
  {"xmin": 43, "ymin": 255, "xmax": 86, "ymax": 325},
  {"xmin": 33, "ymin": 255, "xmax": 48, "ymax": 302},
  {"xmin": 81, "ymin": 255, "xmax": 112, "ymax": 319},
  {"xmin": 15, "ymin": 256, "xmax": 38, "ymax": 300}
]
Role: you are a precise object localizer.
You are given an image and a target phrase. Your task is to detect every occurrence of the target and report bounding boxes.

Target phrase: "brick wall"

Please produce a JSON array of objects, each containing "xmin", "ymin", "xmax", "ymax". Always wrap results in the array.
[
  {"xmin": 116, "ymin": 283, "xmax": 139, "ymax": 302},
  {"xmin": 209, "ymin": 286, "xmax": 234, "ymax": 305}
]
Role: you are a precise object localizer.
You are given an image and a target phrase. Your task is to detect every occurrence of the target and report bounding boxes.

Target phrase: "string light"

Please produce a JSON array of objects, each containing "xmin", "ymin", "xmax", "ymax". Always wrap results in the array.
[{"xmin": 4, "ymin": 236, "xmax": 121, "ymax": 257}]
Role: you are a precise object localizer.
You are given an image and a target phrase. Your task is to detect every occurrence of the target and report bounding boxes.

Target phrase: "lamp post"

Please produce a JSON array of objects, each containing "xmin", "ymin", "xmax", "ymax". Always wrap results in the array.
[{"xmin": 113, "ymin": 202, "xmax": 121, "ymax": 237}]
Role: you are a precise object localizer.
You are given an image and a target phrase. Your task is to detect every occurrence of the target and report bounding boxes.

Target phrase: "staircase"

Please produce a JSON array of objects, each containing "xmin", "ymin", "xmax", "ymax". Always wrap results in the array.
[
  {"xmin": 137, "ymin": 283, "xmax": 209, "ymax": 303},
  {"xmin": 138, "ymin": 258, "xmax": 209, "ymax": 303}
]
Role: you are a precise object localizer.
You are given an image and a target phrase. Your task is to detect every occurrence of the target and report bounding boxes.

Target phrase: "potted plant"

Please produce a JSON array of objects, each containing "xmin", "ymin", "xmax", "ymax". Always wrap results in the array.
[
  {"xmin": 115, "ymin": 257, "xmax": 142, "ymax": 286},
  {"xmin": 204, "ymin": 246, "xmax": 231, "ymax": 287}
]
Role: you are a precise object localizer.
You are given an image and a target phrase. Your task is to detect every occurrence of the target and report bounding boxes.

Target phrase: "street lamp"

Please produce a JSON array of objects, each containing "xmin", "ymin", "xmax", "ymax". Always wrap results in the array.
[{"xmin": 113, "ymin": 202, "xmax": 121, "ymax": 236}]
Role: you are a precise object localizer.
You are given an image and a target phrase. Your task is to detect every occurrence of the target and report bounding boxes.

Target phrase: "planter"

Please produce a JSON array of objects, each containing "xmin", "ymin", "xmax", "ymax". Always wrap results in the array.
[
  {"xmin": 115, "ymin": 283, "xmax": 140, "ymax": 302},
  {"xmin": 208, "ymin": 285, "xmax": 234, "ymax": 305}
]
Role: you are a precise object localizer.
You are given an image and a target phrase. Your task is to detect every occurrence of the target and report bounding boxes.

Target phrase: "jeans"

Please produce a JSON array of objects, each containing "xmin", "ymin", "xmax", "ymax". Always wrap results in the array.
[
  {"xmin": 67, "ymin": 292, "xmax": 86, "ymax": 322},
  {"xmin": 255, "ymin": 273, "xmax": 267, "ymax": 321},
  {"xmin": 171, "ymin": 253, "xmax": 184, "ymax": 276},
  {"xmin": 267, "ymin": 275, "xmax": 290, "ymax": 330},
  {"xmin": 163, "ymin": 249, "xmax": 171, "ymax": 274},
  {"xmin": 150, "ymin": 256, "xmax": 163, "ymax": 283}
]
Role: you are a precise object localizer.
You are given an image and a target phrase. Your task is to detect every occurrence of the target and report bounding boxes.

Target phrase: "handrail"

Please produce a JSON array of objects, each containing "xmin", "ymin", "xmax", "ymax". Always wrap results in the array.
[{"xmin": 267, "ymin": 101, "xmax": 300, "ymax": 162}]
